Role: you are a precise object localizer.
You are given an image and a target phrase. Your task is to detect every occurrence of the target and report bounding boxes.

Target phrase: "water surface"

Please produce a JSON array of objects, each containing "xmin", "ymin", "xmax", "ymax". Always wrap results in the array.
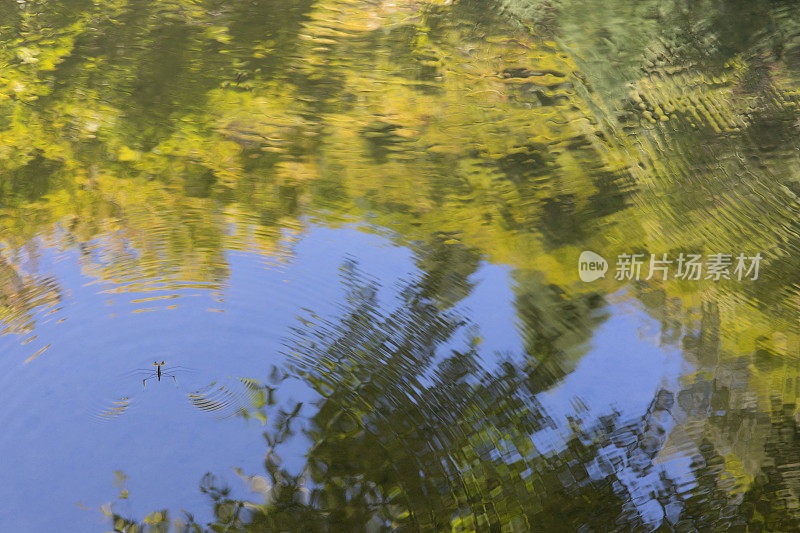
[{"xmin": 2, "ymin": 0, "xmax": 800, "ymax": 530}]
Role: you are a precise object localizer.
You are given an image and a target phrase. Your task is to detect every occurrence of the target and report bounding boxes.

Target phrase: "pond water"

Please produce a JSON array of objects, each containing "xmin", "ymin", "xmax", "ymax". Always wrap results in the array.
[{"xmin": 3, "ymin": 0, "xmax": 800, "ymax": 530}]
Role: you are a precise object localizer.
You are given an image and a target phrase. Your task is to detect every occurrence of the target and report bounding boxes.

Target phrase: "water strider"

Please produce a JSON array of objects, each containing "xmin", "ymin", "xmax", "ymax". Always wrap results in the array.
[
  {"xmin": 141, "ymin": 361, "xmax": 176, "ymax": 387},
  {"xmin": 93, "ymin": 362, "xmax": 266, "ymax": 422}
]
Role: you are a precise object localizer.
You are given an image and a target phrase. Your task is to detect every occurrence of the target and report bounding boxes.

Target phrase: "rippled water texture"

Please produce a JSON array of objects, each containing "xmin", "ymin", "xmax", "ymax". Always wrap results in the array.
[{"xmin": 3, "ymin": 0, "xmax": 800, "ymax": 531}]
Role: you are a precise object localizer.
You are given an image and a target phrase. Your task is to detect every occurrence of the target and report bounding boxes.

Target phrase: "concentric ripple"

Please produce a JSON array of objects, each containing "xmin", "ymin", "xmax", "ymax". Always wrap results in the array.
[{"xmin": 186, "ymin": 378, "xmax": 266, "ymax": 419}]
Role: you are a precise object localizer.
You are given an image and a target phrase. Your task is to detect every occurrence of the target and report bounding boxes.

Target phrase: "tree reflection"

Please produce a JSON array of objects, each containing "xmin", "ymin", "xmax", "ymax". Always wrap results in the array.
[
  {"xmin": 99, "ymin": 257, "xmax": 800, "ymax": 531},
  {"xmin": 8, "ymin": 0, "xmax": 800, "ymax": 529},
  {"xmin": 104, "ymin": 261, "xmax": 642, "ymax": 531}
]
